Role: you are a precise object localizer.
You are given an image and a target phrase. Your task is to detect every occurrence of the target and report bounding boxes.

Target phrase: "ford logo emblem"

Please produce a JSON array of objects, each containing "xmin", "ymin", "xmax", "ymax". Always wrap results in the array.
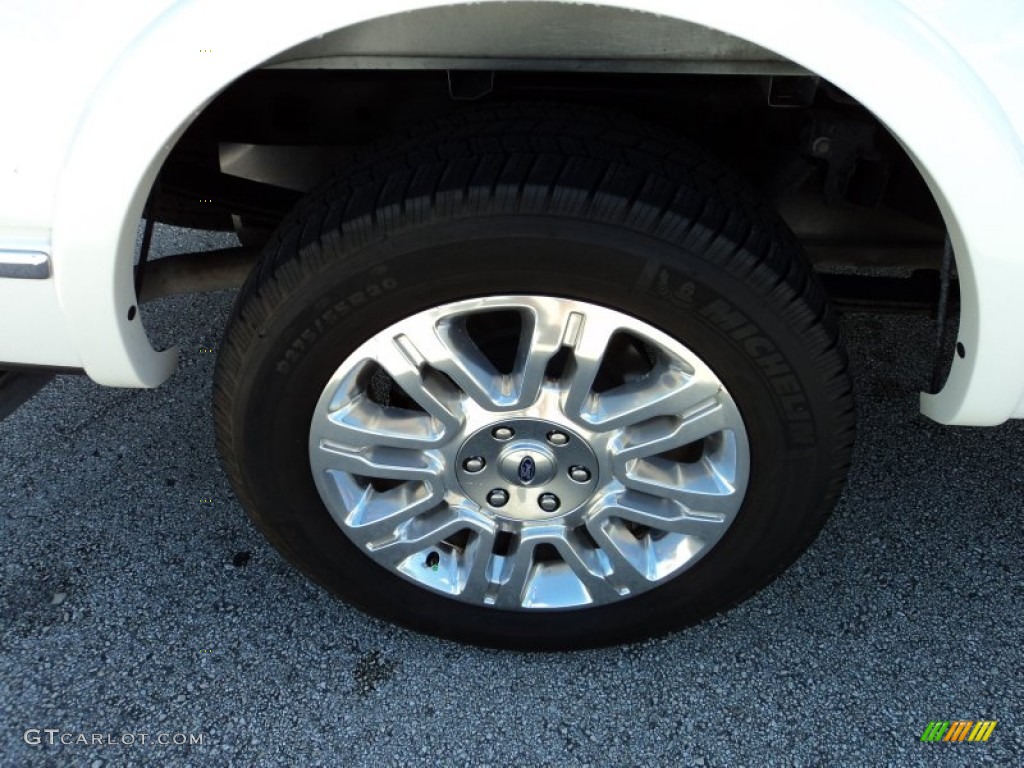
[{"xmin": 518, "ymin": 456, "xmax": 536, "ymax": 484}]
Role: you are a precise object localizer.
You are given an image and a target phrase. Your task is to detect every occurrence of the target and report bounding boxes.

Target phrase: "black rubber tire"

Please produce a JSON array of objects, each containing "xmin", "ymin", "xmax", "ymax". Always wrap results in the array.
[{"xmin": 213, "ymin": 105, "xmax": 855, "ymax": 650}]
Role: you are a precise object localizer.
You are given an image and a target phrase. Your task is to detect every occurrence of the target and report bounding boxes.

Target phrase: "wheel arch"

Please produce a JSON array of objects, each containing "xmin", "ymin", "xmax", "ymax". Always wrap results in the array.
[{"xmin": 50, "ymin": 0, "xmax": 1024, "ymax": 424}]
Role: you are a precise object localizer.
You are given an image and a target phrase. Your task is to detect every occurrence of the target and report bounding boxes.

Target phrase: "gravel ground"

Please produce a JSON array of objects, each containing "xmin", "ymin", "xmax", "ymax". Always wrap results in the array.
[{"xmin": 1, "ymin": 226, "xmax": 1022, "ymax": 767}]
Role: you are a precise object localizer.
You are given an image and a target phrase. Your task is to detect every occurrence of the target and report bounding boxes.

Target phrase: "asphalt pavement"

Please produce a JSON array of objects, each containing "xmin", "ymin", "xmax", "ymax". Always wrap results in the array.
[{"xmin": 1, "ymin": 226, "xmax": 1022, "ymax": 767}]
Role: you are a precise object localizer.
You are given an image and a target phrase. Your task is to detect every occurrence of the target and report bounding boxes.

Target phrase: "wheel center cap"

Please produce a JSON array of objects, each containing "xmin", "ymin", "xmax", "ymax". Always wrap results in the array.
[{"xmin": 454, "ymin": 418, "xmax": 600, "ymax": 522}]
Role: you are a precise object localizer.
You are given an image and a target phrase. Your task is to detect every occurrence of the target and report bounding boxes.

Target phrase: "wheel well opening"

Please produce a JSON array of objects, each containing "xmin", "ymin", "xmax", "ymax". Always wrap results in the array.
[{"xmin": 136, "ymin": 3, "xmax": 954, "ymax": 382}]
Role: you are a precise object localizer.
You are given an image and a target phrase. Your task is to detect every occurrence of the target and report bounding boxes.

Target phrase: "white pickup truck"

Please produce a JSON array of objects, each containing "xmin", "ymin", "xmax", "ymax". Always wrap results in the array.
[{"xmin": 2, "ymin": 0, "xmax": 1022, "ymax": 649}]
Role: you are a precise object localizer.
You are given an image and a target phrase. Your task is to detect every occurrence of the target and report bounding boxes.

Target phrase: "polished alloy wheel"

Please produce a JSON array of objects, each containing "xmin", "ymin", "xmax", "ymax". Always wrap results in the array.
[{"xmin": 309, "ymin": 296, "xmax": 749, "ymax": 610}]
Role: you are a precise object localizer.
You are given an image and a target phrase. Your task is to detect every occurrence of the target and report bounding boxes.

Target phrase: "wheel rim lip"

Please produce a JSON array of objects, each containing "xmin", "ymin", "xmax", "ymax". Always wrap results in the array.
[{"xmin": 308, "ymin": 294, "xmax": 751, "ymax": 610}]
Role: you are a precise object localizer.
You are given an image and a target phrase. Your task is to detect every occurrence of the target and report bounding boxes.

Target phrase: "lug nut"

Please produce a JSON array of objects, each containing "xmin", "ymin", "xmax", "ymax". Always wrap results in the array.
[
  {"xmin": 463, "ymin": 456, "xmax": 486, "ymax": 473},
  {"xmin": 538, "ymin": 493, "xmax": 561, "ymax": 513},
  {"xmin": 492, "ymin": 426, "xmax": 515, "ymax": 441},
  {"xmin": 568, "ymin": 466, "xmax": 591, "ymax": 483},
  {"xmin": 546, "ymin": 430, "xmax": 569, "ymax": 446},
  {"xmin": 487, "ymin": 489, "xmax": 509, "ymax": 508}
]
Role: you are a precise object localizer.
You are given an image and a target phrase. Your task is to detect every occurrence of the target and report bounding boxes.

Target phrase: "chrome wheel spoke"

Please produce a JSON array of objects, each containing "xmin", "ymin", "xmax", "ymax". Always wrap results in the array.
[
  {"xmin": 554, "ymin": 528, "xmax": 623, "ymax": 603},
  {"xmin": 395, "ymin": 316, "xmax": 508, "ymax": 410},
  {"xmin": 492, "ymin": 527, "xmax": 621, "ymax": 607},
  {"xmin": 368, "ymin": 505, "xmax": 494, "ymax": 566},
  {"xmin": 316, "ymin": 397, "xmax": 445, "ymax": 451},
  {"xmin": 610, "ymin": 400, "xmax": 729, "ymax": 467},
  {"xmin": 316, "ymin": 444, "xmax": 443, "ymax": 483},
  {"xmin": 620, "ymin": 459, "xmax": 741, "ymax": 517},
  {"xmin": 453, "ymin": 530, "xmax": 500, "ymax": 602},
  {"xmin": 336, "ymin": 481, "xmax": 445, "ymax": 547},
  {"xmin": 596, "ymin": 491, "xmax": 729, "ymax": 537},
  {"xmin": 561, "ymin": 311, "xmax": 620, "ymax": 422},
  {"xmin": 491, "ymin": 537, "xmax": 540, "ymax": 609},
  {"xmin": 585, "ymin": 362, "xmax": 722, "ymax": 431},
  {"xmin": 586, "ymin": 518, "xmax": 660, "ymax": 590},
  {"xmin": 375, "ymin": 340, "xmax": 465, "ymax": 435},
  {"xmin": 510, "ymin": 304, "xmax": 582, "ymax": 408}
]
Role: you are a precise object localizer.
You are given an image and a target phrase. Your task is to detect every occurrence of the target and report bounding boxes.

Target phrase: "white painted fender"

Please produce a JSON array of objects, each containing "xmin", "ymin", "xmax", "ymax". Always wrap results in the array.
[{"xmin": 41, "ymin": 0, "xmax": 1024, "ymax": 423}]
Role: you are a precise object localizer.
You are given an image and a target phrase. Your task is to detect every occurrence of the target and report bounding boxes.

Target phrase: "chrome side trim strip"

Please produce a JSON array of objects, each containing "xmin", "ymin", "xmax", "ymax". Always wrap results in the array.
[{"xmin": 0, "ymin": 250, "xmax": 50, "ymax": 279}]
